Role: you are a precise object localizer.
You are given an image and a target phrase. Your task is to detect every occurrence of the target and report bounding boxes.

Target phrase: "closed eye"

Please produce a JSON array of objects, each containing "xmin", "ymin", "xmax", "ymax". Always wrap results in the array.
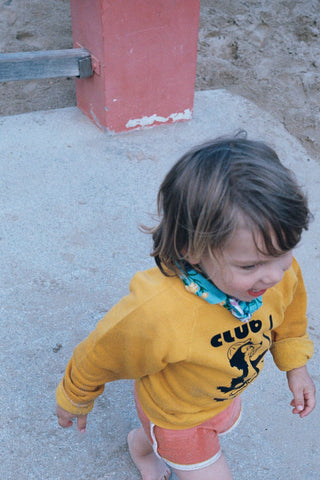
[{"xmin": 240, "ymin": 264, "xmax": 257, "ymax": 270}]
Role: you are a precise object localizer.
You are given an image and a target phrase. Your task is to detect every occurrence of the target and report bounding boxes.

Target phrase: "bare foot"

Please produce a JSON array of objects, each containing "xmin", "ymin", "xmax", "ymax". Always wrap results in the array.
[{"xmin": 127, "ymin": 428, "xmax": 171, "ymax": 480}]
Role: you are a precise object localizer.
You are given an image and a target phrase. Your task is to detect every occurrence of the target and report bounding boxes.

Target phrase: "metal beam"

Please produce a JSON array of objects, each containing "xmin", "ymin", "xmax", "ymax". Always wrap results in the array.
[{"xmin": 0, "ymin": 48, "xmax": 93, "ymax": 82}]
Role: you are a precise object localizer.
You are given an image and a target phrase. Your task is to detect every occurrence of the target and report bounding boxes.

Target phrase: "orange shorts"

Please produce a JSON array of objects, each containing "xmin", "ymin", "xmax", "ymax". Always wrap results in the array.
[{"xmin": 134, "ymin": 388, "xmax": 241, "ymax": 471}]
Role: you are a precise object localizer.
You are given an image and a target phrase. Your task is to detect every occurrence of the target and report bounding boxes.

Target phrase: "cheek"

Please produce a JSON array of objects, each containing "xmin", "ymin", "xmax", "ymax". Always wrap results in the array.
[
  {"xmin": 218, "ymin": 266, "xmax": 234, "ymax": 286},
  {"xmin": 230, "ymin": 273, "xmax": 254, "ymax": 291},
  {"xmin": 220, "ymin": 271, "xmax": 241, "ymax": 293}
]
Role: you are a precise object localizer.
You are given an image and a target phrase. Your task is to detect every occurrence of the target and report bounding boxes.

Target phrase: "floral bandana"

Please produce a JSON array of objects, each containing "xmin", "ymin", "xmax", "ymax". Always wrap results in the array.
[{"xmin": 178, "ymin": 266, "xmax": 262, "ymax": 322}]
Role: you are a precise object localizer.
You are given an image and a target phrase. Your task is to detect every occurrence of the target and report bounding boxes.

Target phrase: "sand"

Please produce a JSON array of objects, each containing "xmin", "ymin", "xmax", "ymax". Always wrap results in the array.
[{"xmin": 0, "ymin": 0, "xmax": 319, "ymax": 160}]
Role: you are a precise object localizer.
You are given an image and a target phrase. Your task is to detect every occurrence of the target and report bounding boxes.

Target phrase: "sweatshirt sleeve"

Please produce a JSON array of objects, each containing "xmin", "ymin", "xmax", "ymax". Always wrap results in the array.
[
  {"xmin": 270, "ymin": 258, "xmax": 314, "ymax": 371},
  {"xmin": 56, "ymin": 272, "xmax": 190, "ymax": 415}
]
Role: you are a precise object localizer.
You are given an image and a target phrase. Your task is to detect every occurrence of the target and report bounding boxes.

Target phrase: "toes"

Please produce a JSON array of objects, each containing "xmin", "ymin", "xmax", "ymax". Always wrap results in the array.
[{"xmin": 163, "ymin": 469, "xmax": 171, "ymax": 480}]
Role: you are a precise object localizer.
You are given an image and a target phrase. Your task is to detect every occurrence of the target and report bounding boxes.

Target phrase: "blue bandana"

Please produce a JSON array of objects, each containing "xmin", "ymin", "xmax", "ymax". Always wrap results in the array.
[{"xmin": 178, "ymin": 266, "xmax": 262, "ymax": 322}]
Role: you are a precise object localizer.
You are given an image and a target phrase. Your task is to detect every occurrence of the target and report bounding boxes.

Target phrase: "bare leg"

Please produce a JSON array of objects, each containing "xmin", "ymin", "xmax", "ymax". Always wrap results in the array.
[
  {"xmin": 127, "ymin": 427, "xmax": 171, "ymax": 480},
  {"xmin": 173, "ymin": 453, "xmax": 233, "ymax": 480}
]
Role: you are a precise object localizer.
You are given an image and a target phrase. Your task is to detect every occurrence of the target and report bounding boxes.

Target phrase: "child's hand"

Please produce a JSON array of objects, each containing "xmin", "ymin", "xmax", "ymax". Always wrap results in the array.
[
  {"xmin": 56, "ymin": 404, "xmax": 88, "ymax": 433},
  {"xmin": 286, "ymin": 365, "xmax": 316, "ymax": 418}
]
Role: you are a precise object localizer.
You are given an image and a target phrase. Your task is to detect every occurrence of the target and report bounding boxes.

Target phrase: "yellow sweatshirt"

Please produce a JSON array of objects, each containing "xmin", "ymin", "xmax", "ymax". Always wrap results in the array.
[{"xmin": 56, "ymin": 257, "xmax": 313, "ymax": 429}]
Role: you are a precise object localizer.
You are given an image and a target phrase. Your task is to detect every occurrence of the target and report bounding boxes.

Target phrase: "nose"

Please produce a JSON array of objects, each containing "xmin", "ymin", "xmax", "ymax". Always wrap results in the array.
[{"xmin": 260, "ymin": 263, "xmax": 284, "ymax": 287}]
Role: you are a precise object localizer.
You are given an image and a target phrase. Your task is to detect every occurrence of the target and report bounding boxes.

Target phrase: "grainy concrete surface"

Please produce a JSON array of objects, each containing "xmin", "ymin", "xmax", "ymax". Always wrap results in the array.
[{"xmin": 0, "ymin": 90, "xmax": 319, "ymax": 479}]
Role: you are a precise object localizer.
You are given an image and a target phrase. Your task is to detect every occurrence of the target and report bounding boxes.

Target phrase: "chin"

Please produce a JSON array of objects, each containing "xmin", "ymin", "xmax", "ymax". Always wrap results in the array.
[{"xmin": 236, "ymin": 294, "xmax": 254, "ymax": 302}]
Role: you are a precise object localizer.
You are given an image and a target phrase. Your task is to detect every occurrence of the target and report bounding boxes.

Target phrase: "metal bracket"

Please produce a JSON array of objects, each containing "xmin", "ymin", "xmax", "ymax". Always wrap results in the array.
[
  {"xmin": 75, "ymin": 43, "xmax": 101, "ymax": 76},
  {"xmin": 77, "ymin": 55, "xmax": 93, "ymax": 79}
]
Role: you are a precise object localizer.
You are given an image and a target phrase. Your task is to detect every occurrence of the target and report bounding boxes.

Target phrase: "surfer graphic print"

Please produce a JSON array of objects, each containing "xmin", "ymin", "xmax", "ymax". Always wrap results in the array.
[{"xmin": 210, "ymin": 317, "xmax": 273, "ymax": 400}]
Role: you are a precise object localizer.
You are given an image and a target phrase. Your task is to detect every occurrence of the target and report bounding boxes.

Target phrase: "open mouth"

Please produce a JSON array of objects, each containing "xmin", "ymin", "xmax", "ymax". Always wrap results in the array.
[{"xmin": 247, "ymin": 289, "xmax": 266, "ymax": 297}]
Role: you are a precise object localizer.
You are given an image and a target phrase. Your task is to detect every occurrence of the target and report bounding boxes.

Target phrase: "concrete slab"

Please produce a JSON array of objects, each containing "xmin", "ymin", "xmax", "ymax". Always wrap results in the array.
[{"xmin": 0, "ymin": 90, "xmax": 319, "ymax": 480}]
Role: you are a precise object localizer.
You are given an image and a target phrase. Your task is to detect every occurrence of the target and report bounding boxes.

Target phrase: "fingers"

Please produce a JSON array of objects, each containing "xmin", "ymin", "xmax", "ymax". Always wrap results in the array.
[
  {"xmin": 57, "ymin": 415, "xmax": 74, "ymax": 428},
  {"xmin": 77, "ymin": 415, "xmax": 87, "ymax": 434},
  {"xmin": 290, "ymin": 399, "xmax": 301, "ymax": 414},
  {"xmin": 56, "ymin": 405, "xmax": 74, "ymax": 428},
  {"xmin": 56, "ymin": 405, "xmax": 88, "ymax": 432},
  {"xmin": 290, "ymin": 390, "xmax": 305, "ymax": 416},
  {"xmin": 286, "ymin": 366, "xmax": 316, "ymax": 418},
  {"xmin": 291, "ymin": 391, "xmax": 316, "ymax": 418},
  {"xmin": 290, "ymin": 389, "xmax": 316, "ymax": 418}
]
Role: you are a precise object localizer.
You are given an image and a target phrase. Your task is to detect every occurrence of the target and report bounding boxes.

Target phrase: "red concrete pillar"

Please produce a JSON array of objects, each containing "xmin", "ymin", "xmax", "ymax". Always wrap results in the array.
[{"xmin": 70, "ymin": 0, "xmax": 200, "ymax": 133}]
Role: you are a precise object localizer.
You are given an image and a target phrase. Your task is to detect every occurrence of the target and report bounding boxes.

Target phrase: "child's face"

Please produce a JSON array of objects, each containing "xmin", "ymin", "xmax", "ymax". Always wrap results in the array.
[{"xmin": 193, "ymin": 227, "xmax": 293, "ymax": 302}]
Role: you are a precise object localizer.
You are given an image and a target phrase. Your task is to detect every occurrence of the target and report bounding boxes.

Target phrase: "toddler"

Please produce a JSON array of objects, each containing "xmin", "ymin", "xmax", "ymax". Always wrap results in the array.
[{"xmin": 56, "ymin": 135, "xmax": 316, "ymax": 480}]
